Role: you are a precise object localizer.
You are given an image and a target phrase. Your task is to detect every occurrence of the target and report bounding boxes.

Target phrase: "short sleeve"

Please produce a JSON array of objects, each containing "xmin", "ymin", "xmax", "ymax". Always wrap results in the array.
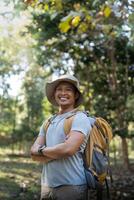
[{"xmin": 71, "ymin": 112, "xmax": 94, "ymax": 136}]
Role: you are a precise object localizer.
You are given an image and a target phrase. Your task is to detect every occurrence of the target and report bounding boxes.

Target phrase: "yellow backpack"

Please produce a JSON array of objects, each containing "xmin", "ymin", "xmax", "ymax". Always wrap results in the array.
[{"xmin": 44, "ymin": 110, "xmax": 113, "ymax": 190}]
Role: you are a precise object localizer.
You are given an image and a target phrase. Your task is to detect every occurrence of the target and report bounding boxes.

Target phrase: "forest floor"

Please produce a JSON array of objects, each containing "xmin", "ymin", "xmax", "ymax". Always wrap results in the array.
[{"xmin": 0, "ymin": 148, "xmax": 134, "ymax": 200}]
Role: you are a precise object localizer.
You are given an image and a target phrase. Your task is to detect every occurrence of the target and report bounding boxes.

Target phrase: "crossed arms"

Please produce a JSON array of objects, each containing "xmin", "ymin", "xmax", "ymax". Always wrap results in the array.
[{"xmin": 30, "ymin": 130, "xmax": 84, "ymax": 163}]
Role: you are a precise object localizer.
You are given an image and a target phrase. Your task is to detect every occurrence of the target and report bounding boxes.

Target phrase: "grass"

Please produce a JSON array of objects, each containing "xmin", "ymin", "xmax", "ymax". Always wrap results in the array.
[
  {"xmin": 0, "ymin": 141, "xmax": 134, "ymax": 200},
  {"xmin": 0, "ymin": 147, "xmax": 42, "ymax": 200}
]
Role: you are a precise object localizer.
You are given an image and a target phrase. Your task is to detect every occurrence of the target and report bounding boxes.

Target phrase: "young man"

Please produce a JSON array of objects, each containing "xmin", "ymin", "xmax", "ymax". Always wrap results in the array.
[{"xmin": 31, "ymin": 74, "xmax": 92, "ymax": 200}]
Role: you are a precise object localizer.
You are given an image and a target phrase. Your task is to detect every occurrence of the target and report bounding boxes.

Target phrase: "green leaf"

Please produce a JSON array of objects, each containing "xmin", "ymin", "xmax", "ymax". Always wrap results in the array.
[
  {"xmin": 104, "ymin": 6, "xmax": 111, "ymax": 18},
  {"xmin": 59, "ymin": 16, "xmax": 72, "ymax": 33},
  {"xmin": 71, "ymin": 16, "xmax": 81, "ymax": 27},
  {"xmin": 44, "ymin": 4, "xmax": 49, "ymax": 11}
]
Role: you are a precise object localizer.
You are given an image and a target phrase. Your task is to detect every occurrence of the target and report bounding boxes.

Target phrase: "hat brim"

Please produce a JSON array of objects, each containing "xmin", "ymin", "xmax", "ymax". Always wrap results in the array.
[{"xmin": 46, "ymin": 78, "xmax": 83, "ymax": 107}]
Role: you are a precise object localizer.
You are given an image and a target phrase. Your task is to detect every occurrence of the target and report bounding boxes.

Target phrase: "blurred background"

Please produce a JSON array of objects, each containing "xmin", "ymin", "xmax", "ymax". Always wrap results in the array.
[{"xmin": 0, "ymin": 0, "xmax": 134, "ymax": 199}]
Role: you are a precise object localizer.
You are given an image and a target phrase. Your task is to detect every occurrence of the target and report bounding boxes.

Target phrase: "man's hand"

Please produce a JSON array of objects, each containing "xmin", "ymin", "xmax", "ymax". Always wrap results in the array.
[
  {"xmin": 30, "ymin": 142, "xmax": 54, "ymax": 163},
  {"xmin": 30, "ymin": 136, "xmax": 54, "ymax": 163},
  {"xmin": 30, "ymin": 144, "xmax": 42, "ymax": 155}
]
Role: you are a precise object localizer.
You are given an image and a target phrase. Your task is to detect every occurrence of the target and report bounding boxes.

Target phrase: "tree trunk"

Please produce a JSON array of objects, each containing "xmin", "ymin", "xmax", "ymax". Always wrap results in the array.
[
  {"xmin": 113, "ymin": 138, "xmax": 117, "ymax": 166},
  {"xmin": 106, "ymin": 38, "xmax": 130, "ymax": 169},
  {"xmin": 115, "ymin": 107, "xmax": 130, "ymax": 169},
  {"xmin": 121, "ymin": 137, "xmax": 129, "ymax": 169}
]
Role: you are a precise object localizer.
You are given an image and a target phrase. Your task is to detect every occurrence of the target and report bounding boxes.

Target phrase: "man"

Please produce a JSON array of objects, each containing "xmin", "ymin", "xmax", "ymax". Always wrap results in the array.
[{"xmin": 31, "ymin": 74, "xmax": 92, "ymax": 200}]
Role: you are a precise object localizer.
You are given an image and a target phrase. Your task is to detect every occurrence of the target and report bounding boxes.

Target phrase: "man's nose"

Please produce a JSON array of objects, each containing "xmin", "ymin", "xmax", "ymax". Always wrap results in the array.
[{"xmin": 61, "ymin": 90, "xmax": 66, "ymax": 95}]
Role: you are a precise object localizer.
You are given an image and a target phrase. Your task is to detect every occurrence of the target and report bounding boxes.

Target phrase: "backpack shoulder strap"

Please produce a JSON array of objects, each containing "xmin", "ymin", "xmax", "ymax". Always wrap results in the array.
[
  {"xmin": 63, "ymin": 108, "xmax": 80, "ymax": 135},
  {"xmin": 43, "ymin": 115, "xmax": 57, "ymax": 144},
  {"xmin": 44, "ymin": 118, "xmax": 51, "ymax": 133},
  {"xmin": 64, "ymin": 114, "xmax": 76, "ymax": 135},
  {"xmin": 44, "ymin": 109, "xmax": 80, "ymax": 139},
  {"xmin": 64, "ymin": 110, "xmax": 92, "ymax": 166},
  {"xmin": 43, "ymin": 116, "xmax": 53, "ymax": 132}
]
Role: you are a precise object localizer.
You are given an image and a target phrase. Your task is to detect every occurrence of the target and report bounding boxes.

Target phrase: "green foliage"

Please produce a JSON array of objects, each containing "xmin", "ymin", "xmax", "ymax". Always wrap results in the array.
[
  {"xmin": 0, "ymin": 0, "xmax": 37, "ymax": 139},
  {"xmin": 20, "ymin": 0, "xmax": 134, "ymax": 140},
  {"xmin": 0, "ymin": 97, "xmax": 17, "ymax": 134},
  {"xmin": 42, "ymin": 97, "xmax": 58, "ymax": 119},
  {"xmin": 18, "ymin": 66, "xmax": 46, "ymax": 139},
  {"xmin": 126, "ymin": 95, "xmax": 134, "ymax": 122},
  {"xmin": 1, "ymin": 0, "xmax": 134, "ymax": 157}
]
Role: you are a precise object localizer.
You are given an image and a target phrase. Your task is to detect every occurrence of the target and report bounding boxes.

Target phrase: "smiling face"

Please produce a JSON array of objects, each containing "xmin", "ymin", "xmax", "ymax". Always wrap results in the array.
[{"xmin": 54, "ymin": 81, "xmax": 79, "ymax": 110}]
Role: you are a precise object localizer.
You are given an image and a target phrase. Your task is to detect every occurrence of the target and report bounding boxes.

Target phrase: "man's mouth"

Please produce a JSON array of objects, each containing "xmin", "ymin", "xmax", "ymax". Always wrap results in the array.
[{"xmin": 59, "ymin": 97, "xmax": 68, "ymax": 101}]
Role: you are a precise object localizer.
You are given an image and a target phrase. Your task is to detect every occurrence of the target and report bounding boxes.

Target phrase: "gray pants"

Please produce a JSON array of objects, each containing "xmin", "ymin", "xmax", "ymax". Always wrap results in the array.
[{"xmin": 40, "ymin": 185, "xmax": 88, "ymax": 200}]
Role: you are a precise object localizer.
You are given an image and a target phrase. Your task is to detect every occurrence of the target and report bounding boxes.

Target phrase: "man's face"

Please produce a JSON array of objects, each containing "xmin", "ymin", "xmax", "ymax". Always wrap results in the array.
[{"xmin": 54, "ymin": 81, "xmax": 78, "ymax": 108}]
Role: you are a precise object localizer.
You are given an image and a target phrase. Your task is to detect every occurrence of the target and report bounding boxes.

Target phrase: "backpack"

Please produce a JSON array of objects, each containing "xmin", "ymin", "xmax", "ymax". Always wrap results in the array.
[{"xmin": 43, "ymin": 110, "xmax": 113, "ymax": 198}]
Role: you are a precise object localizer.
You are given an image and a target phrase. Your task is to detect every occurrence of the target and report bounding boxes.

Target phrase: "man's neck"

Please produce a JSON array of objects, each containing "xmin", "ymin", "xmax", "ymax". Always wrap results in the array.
[{"xmin": 58, "ymin": 106, "xmax": 76, "ymax": 115}]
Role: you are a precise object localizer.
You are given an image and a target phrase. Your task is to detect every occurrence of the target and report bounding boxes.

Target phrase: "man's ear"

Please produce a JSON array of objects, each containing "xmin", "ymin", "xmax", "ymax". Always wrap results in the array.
[{"xmin": 75, "ymin": 92, "xmax": 79, "ymax": 100}]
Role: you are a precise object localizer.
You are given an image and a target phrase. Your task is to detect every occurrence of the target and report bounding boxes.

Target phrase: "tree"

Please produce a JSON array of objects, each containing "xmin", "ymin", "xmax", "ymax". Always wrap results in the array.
[
  {"xmin": 0, "ymin": 1, "xmax": 42, "ymax": 146},
  {"xmin": 21, "ymin": 0, "xmax": 134, "ymax": 168}
]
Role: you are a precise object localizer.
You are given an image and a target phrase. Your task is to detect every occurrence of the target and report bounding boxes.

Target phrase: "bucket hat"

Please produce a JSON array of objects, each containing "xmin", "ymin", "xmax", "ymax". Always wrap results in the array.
[{"xmin": 46, "ymin": 74, "xmax": 83, "ymax": 107}]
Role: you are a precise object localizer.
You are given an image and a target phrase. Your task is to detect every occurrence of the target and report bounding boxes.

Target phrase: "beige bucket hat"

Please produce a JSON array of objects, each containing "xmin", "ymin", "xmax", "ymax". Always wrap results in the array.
[{"xmin": 46, "ymin": 74, "xmax": 83, "ymax": 107}]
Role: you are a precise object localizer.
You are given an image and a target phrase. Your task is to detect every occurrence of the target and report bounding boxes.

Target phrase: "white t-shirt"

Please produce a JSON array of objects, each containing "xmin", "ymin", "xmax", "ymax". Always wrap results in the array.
[{"xmin": 39, "ymin": 111, "xmax": 95, "ymax": 187}]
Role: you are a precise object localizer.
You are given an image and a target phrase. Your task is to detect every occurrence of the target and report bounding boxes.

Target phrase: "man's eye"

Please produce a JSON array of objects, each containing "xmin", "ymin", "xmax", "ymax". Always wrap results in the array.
[
  {"xmin": 66, "ymin": 88, "xmax": 73, "ymax": 91},
  {"xmin": 56, "ymin": 88, "xmax": 61, "ymax": 91},
  {"xmin": 56, "ymin": 87, "xmax": 73, "ymax": 92}
]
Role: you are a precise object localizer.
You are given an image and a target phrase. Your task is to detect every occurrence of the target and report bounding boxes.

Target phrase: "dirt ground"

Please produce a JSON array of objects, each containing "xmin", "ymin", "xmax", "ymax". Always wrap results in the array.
[
  {"xmin": 0, "ymin": 152, "xmax": 134, "ymax": 200},
  {"xmin": 90, "ymin": 164, "xmax": 134, "ymax": 200}
]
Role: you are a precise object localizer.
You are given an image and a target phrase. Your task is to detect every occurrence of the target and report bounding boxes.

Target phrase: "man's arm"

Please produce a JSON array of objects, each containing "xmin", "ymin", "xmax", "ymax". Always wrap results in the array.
[
  {"xmin": 41, "ymin": 130, "xmax": 85, "ymax": 159},
  {"xmin": 31, "ymin": 154, "xmax": 53, "ymax": 163},
  {"xmin": 30, "ymin": 135, "xmax": 54, "ymax": 163}
]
